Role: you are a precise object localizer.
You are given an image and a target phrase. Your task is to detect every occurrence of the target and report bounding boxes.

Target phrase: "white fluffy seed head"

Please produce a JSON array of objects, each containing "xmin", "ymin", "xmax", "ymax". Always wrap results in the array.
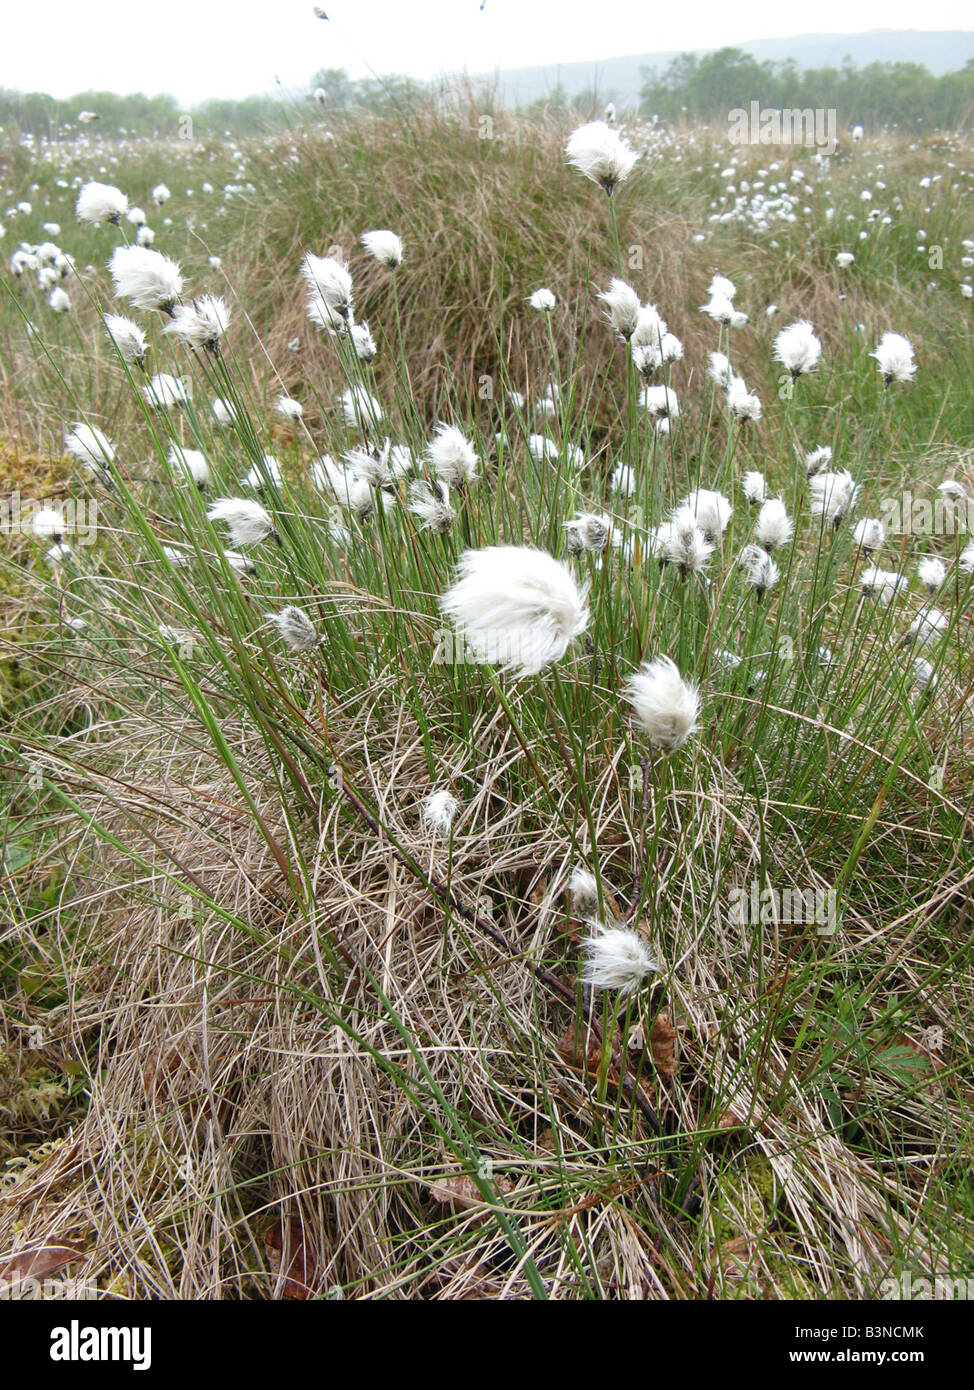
[
  {"xmin": 164, "ymin": 294, "xmax": 230, "ymax": 352},
  {"xmin": 917, "ymin": 557, "xmax": 947, "ymax": 592},
  {"xmin": 774, "ymin": 319, "xmax": 822, "ymax": 376},
  {"xmin": 742, "ymin": 470, "xmax": 768, "ymax": 504},
  {"xmin": 565, "ymin": 121, "xmax": 638, "ymax": 194},
  {"xmin": 361, "ymin": 229, "xmax": 403, "ymax": 268},
  {"xmin": 809, "ymin": 469, "xmax": 860, "ymax": 526},
  {"xmin": 740, "ymin": 543, "xmax": 780, "ymax": 596},
  {"xmin": 423, "ymin": 790, "xmax": 459, "ymax": 836},
  {"xmin": 871, "ymin": 331, "xmax": 916, "ymax": 385},
  {"xmin": 754, "ymin": 496, "xmax": 793, "ymax": 549},
  {"xmin": 76, "ymin": 180, "xmax": 128, "ymax": 225},
  {"xmin": 207, "ymin": 497, "xmax": 275, "ymax": 547},
  {"xmin": 439, "ymin": 545, "xmax": 590, "ymax": 678},
  {"xmin": 853, "ymin": 518, "xmax": 886, "ymax": 552},
  {"xmin": 598, "ymin": 278, "xmax": 641, "ymax": 339},
  {"xmin": 625, "ymin": 655, "xmax": 701, "ymax": 755},
  {"xmin": 104, "ymin": 313, "xmax": 147, "ymax": 367},
  {"xmin": 582, "ymin": 924, "xmax": 658, "ymax": 996},
  {"xmin": 428, "ymin": 424, "xmax": 479, "ymax": 487},
  {"xmin": 108, "ymin": 244, "xmax": 183, "ymax": 313},
  {"xmin": 64, "ymin": 422, "xmax": 114, "ymax": 473},
  {"xmin": 860, "ymin": 565, "xmax": 907, "ymax": 606},
  {"xmin": 681, "ymin": 489, "xmax": 732, "ymax": 540},
  {"xmin": 267, "ymin": 606, "xmax": 320, "ymax": 652}
]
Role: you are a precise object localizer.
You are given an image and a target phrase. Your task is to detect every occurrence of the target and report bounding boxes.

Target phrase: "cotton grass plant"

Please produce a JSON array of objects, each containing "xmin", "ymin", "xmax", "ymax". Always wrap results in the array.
[{"xmin": 1, "ymin": 99, "xmax": 973, "ymax": 1301}]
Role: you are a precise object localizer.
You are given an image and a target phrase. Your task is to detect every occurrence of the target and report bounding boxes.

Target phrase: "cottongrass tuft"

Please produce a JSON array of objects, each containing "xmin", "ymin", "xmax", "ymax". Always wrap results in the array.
[
  {"xmin": 871, "ymin": 331, "xmax": 916, "ymax": 386},
  {"xmin": 439, "ymin": 545, "xmax": 590, "ymax": 678},
  {"xmin": 773, "ymin": 319, "xmax": 822, "ymax": 377},
  {"xmin": 582, "ymin": 923, "xmax": 658, "ymax": 997},
  {"xmin": 565, "ymin": 121, "xmax": 638, "ymax": 195},
  {"xmin": 428, "ymin": 424, "xmax": 479, "ymax": 488},
  {"xmin": 108, "ymin": 245, "xmax": 183, "ymax": 314},
  {"xmin": 809, "ymin": 469, "xmax": 860, "ymax": 526},
  {"xmin": 266, "ymin": 606, "xmax": 321, "ymax": 653},
  {"xmin": 104, "ymin": 314, "xmax": 148, "ymax": 369},
  {"xmin": 361, "ymin": 230, "xmax": 403, "ymax": 268},
  {"xmin": 76, "ymin": 180, "xmax": 128, "ymax": 226},
  {"xmin": 206, "ymin": 498, "xmax": 276, "ymax": 548},
  {"xmin": 625, "ymin": 655, "xmax": 701, "ymax": 755},
  {"xmin": 164, "ymin": 295, "xmax": 230, "ymax": 353},
  {"xmin": 422, "ymin": 790, "xmax": 460, "ymax": 836}
]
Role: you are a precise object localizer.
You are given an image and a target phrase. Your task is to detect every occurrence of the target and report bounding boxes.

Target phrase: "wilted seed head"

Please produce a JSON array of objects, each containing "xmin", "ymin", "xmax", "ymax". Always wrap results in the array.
[
  {"xmin": 754, "ymin": 496, "xmax": 793, "ymax": 549},
  {"xmin": 168, "ymin": 444, "xmax": 210, "ymax": 489},
  {"xmin": 104, "ymin": 313, "xmax": 148, "ymax": 368},
  {"xmin": 860, "ymin": 565, "xmax": 907, "ymax": 606},
  {"xmin": 206, "ymin": 497, "xmax": 276, "ymax": 548},
  {"xmin": 108, "ymin": 244, "xmax": 183, "ymax": 314},
  {"xmin": 871, "ymin": 331, "xmax": 916, "ymax": 386},
  {"xmin": 423, "ymin": 790, "xmax": 459, "ymax": 836},
  {"xmin": 439, "ymin": 545, "xmax": 590, "ymax": 678},
  {"xmin": 361, "ymin": 229, "xmax": 403, "ymax": 269},
  {"xmin": 773, "ymin": 319, "xmax": 822, "ymax": 377},
  {"xmin": 64, "ymin": 422, "xmax": 115, "ymax": 474},
  {"xmin": 267, "ymin": 605, "xmax": 321, "ymax": 653},
  {"xmin": 565, "ymin": 121, "xmax": 638, "ymax": 195},
  {"xmin": 301, "ymin": 253, "xmax": 353, "ymax": 320},
  {"xmin": 740, "ymin": 543, "xmax": 780, "ymax": 598},
  {"xmin": 625, "ymin": 655, "xmax": 701, "ymax": 755},
  {"xmin": 681, "ymin": 488, "xmax": 732, "ymax": 541},
  {"xmin": 164, "ymin": 294, "xmax": 230, "ymax": 353},
  {"xmin": 742, "ymin": 470, "xmax": 768, "ymax": 504},
  {"xmin": 809, "ymin": 469, "xmax": 860, "ymax": 526},
  {"xmin": 76, "ymin": 180, "xmax": 128, "ymax": 226},
  {"xmin": 917, "ymin": 556, "xmax": 947, "ymax": 593},
  {"xmin": 853, "ymin": 518, "xmax": 886, "ymax": 552},
  {"xmin": 142, "ymin": 372, "xmax": 187, "ymax": 409},
  {"xmin": 714, "ymin": 648, "xmax": 742, "ymax": 672},
  {"xmin": 582, "ymin": 923, "xmax": 658, "ymax": 997},
  {"xmin": 564, "ymin": 511, "xmax": 612, "ymax": 554},
  {"xmin": 906, "ymin": 607, "xmax": 948, "ymax": 646},
  {"xmin": 804, "ymin": 445, "xmax": 833, "ymax": 478},
  {"xmin": 428, "ymin": 423, "xmax": 478, "ymax": 488},
  {"xmin": 569, "ymin": 866, "xmax": 600, "ymax": 918},
  {"xmin": 408, "ymin": 477, "xmax": 455, "ymax": 533},
  {"xmin": 598, "ymin": 278, "xmax": 641, "ymax": 339}
]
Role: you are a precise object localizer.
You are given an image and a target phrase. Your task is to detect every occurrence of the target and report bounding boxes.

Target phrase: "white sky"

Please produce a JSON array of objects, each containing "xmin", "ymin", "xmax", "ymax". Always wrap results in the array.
[{"xmin": 3, "ymin": 1, "xmax": 973, "ymax": 105}]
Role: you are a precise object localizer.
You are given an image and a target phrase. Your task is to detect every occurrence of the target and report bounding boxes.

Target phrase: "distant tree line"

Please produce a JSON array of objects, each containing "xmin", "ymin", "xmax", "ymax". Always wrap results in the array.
[
  {"xmin": 639, "ymin": 48, "xmax": 974, "ymax": 131},
  {"xmin": 0, "ymin": 69, "xmax": 429, "ymax": 144}
]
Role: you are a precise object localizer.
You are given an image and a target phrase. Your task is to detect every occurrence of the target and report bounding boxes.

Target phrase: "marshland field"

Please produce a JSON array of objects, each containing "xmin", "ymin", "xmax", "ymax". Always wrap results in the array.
[{"xmin": 1, "ymin": 88, "xmax": 973, "ymax": 1301}]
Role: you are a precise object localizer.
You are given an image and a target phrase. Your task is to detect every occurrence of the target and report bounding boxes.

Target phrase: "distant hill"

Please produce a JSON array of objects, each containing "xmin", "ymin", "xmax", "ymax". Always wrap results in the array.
[{"xmin": 483, "ymin": 30, "xmax": 974, "ymax": 108}]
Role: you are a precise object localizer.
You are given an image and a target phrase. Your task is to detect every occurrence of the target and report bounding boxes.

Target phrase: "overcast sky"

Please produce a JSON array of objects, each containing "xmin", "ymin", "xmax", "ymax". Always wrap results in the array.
[{"xmin": 4, "ymin": 1, "xmax": 973, "ymax": 105}]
